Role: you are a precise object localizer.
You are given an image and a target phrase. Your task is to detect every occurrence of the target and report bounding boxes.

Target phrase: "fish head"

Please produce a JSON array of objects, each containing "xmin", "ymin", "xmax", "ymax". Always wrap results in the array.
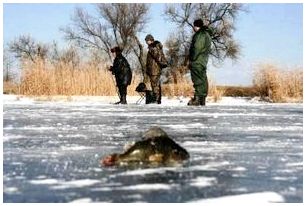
[{"xmin": 101, "ymin": 153, "xmax": 119, "ymax": 166}]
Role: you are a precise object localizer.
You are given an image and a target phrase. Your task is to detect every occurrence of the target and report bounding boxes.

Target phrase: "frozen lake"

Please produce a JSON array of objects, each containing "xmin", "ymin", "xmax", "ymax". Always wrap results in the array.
[{"xmin": 3, "ymin": 96, "xmax": 303, "ymax": 203}]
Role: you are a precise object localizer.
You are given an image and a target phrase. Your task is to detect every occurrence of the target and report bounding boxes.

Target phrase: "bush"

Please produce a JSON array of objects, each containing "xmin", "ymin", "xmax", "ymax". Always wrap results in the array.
[
  {"xmin": 220, "ymin": 86, "xmax": 259, "ymax": 97},
  {"xmin": 3, "ymin": 81, "xmax": 19, "ymax": 94},
  {"xmin": 253, "ymin": 64, "xmax": 303, "ymax": 102}
]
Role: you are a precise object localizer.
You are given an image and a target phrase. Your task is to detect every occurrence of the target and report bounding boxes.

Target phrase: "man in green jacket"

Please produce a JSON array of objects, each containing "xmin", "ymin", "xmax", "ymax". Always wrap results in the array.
[{"xmin": 188, "ymin": 19, "xmax": 212, "ymax": 106}]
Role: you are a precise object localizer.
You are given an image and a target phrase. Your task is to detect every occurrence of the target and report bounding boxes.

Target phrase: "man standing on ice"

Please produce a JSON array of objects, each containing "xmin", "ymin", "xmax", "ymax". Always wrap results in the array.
[
  {"xmin": 109, "ymin": 46, "xmax": 132, "ymax": 104},
  {"xmin": 188, "ymin": 19, "xmax": 212, "ymax": 106},
  {"xmin": 145, "ymin": 34, "xmax": 167, "ymax": 104}
]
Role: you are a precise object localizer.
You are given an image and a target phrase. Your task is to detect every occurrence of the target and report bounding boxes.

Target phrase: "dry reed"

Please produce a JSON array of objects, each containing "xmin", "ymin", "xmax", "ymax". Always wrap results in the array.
[
  {"xmin": 162, "ymin": 75, "xmax": 224, "ymax": 102},
  {"xmin": 10, "ymin": 59, "xmax": 302, "ymax": 103},
  {"xmin": 19, "ymin": 59, "xmax": 141, "ymax": 96},
  {"xmin": 3, "ymin": 81, "xmax": 20, "ymax": 94},
  {"xmin": 18, "ymin": 59, "xmax": 225, "ymax": 102},
  {"xmin": 253, "ymin": 64, "xmax": 303, "ymax": 102}
]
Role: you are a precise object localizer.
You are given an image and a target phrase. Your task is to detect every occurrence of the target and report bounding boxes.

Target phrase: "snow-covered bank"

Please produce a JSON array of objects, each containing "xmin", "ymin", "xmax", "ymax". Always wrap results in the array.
[{"xmin": 2, "ymin": 94, "xmax": 302, "ymax": 106}]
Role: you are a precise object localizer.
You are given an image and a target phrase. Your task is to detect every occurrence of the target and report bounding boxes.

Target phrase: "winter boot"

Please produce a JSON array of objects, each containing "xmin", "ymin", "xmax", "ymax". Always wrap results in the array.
[
  {"xmin": 114, "ymin": 100, "xmax": 121, "ymax": 104},
  {"xmin": 147, "ymin": 92, "xmax": 157, "ymax": 104},
  {"xmin": 120, "ymin": 94, "xmax": 127, "ymax": 104},
  {"xmin": 200, "ymin": 96, "xmax": 206, "ymax": 106},
  {"xmin": 114, "ymin": 95, "xmax": 122, "ymax": 104},
  {"xmin": 145, "ymin": 91, "xmax": 155, "ymax": 104},
  {"xmin": 187, "ymin": 96, "xmax": 201, "ymax": 106},
  {"xmin": 156, "ymin": 94, "xmax": 161, "ymax": 104}
]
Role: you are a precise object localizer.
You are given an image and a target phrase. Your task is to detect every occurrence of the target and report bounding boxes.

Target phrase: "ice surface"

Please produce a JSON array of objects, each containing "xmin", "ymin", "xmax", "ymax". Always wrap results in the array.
[
  {"xmin": 3, "ymin": 95, "xmax": 303, "ymax": 203},
  {"xmin": 189, "ymin": 191, "xmax": 285, "ymax": 203}
]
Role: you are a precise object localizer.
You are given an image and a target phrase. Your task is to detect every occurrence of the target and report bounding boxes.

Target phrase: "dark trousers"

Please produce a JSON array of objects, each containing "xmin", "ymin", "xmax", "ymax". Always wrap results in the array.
[
  {"xmin": 117, "ymin": 84, "xmax": 127, "ymax": 103},
  {"xmin": 118, "ymin": 85, "xmax": 127, "ymax": 96},
  {"xmin": 190, "ymin": 66, "xmax": 208, "ymax": 97},
  {"xmin": 149, "ymin": 75, "xmax": 161, "ymax": 104}
]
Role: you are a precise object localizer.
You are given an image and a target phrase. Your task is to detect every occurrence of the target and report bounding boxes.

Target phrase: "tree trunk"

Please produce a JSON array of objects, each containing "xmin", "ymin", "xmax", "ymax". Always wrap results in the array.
[{"xmin": 133, "ymin": 36, "xmax": 149, "ymax": 84}]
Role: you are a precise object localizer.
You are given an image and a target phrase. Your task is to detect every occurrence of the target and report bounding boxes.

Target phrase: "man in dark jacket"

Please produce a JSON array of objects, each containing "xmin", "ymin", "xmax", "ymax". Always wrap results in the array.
[
  {"xmin": 188, "ymin": 19, "xmax": 212, "ymax": 106},
  {"xmin": 109, "ymin": 46, "xmax": 132, "ymax": 104},
  {"xmin": 145, "ymin": 34, "xmax": 167, "ymax": 104}
]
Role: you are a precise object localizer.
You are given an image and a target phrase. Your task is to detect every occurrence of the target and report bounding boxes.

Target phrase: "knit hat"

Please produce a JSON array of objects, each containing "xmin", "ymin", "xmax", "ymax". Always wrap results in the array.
[
  {"xmin": 110, "ymin": 46, "xmax": 122, "ymax": 53},
  {"xmin": 193, "ymin": 19, "xmax": 204, "ymax": 28},
  {"xmin": 145, "ymin": 34, "xmax": 154, "ymax": 41}
]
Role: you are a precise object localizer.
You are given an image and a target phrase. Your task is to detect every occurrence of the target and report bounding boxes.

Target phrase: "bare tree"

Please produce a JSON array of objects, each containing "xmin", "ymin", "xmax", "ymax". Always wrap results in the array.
[
  {"xmin": 164, "ymin": 3, "xmax": 245, "ymax": 65},
  {"xmin": 164, "ymin": 30, "xmax": 191, "ymax": 67},
  {"xmin": 61, "ymin": 8, "xmax": 113, "ymax": 60},
  {"xmin": 9, "ymin": 35, "xmax": 48, "ymax": 63},
  {"xmin": 50, "ymin": 42, "xmax": 81, "ymax": 69},
  {"xmin": 3, "ymin": 48, "xmax": 15, "ymax": 82},
  {"xmin": 86, "ymin": 48, "xmax": 109, "ymax": 70},
  {"xmin": 61, "ymin": 4, "xmax": 150, "ymax": 80},
  {"xmin": 97, "ymin": 3, "xmax": 149, "ymax": 81},
  {"xmin": 165, "ymin": 33, "xmax": 180, "ymax": 68},
  {"xmin": 164, "ymin": 31, "xmax": 194, "ymax": 83}
]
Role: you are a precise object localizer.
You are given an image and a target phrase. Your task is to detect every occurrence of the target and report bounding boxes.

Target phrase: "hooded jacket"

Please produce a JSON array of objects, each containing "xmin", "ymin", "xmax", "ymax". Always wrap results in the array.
[
  {"xmin": 146, "ymin": 41, "xmax": 165, "ymax": 76},
  {"xmin": 189, "ymin": 27, "xmax": 212, "ymax": 69}
]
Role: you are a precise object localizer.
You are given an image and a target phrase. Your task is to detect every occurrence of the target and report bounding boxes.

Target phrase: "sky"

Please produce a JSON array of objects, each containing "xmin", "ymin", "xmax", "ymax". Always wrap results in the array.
[{"xmin": 3, "ymin": 3, "xmax": 303, "ymax": 86}]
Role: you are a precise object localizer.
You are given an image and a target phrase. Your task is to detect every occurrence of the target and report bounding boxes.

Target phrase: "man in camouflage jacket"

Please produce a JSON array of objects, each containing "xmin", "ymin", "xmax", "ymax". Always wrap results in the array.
[
  {"xmin": 145, "ymin": 34, "xmax": 167, "ymax": 104},
  {"xmin": 188, "ymin": 19, "xmax": 212, "ymax": 106}
]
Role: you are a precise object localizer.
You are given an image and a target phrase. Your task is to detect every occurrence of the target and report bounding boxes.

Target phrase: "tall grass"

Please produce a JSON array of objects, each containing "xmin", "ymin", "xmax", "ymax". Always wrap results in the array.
[
  {"xmin": 162, "ymin": 81, "xmax": 193, "ymax": 97},
  {"xmin": 19, "ymin": 59, "xmax": 140, "ymax": 96},
  {"xmin": 253, "ymin": 64, "xmax": 303, "ymax": 102},
  {"xmin": 12, "ymin": 60, "xmax": 303, "ymax": 103},
  {"xmin": 162, "ymin": 74, "xmax": 224, "ymax": 102},
  {"xmin": 3, "ymin": 80, "xmax": 19, "ymax": 94},
  {"xmin": 18, "ymin": 59, "xmax": 224, "ymax": 101}
]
